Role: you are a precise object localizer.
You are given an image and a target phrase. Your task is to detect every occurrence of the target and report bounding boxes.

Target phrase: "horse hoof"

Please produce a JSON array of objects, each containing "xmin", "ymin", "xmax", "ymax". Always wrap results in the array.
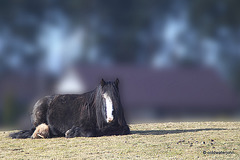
[{"xmin": 65, "ymin": 129, "xmax": 71, "ymax": 138}]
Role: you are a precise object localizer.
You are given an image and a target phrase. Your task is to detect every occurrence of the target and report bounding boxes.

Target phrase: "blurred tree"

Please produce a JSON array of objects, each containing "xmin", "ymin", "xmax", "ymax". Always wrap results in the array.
[
  {"xmin": 0, "ymin": 0, "xmax": 240, "ymax": 91},
  {"xmin": 189, "ymin": 0, "xmax": 240, "ymax": 91},
  {"xmin": 190, "ymin": 0, "xmax": 240, "ymax": 35},
  {"xmin": 2, "ymin": 93, "xmax": 19, "ymax": 126}
]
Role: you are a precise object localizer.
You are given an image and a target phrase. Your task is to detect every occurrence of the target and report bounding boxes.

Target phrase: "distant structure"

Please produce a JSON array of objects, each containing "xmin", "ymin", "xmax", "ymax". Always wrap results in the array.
[
  {"xmin": 55, "ymin": 69, "xmax": 86, "ymax": 94},
  {"xmin": 75, "ymin": 65, "xmax": 240, "ymax": 118},
  {"xmin": 0, "ymin": 66, "xmax": 239, "ymax": 123}
]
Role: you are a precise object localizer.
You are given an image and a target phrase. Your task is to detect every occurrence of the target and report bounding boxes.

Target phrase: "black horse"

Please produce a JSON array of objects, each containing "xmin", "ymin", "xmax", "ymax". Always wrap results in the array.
[{"xmin": 10, "ymin": 78, "xmax": 130, "ymax": 138}]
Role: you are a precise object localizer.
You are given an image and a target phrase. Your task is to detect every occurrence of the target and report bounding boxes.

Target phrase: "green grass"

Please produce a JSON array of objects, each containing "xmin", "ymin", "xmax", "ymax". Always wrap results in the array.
[{"xmin": 1, "ymin": 121, "xmax": 239, "ymax": 159}]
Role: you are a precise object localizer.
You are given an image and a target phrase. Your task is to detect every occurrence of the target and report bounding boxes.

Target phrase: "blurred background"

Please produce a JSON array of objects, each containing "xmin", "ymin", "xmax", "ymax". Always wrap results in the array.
[{"xmin": 0, "ymin": 0, "xmax": 240, "ymax": 128}]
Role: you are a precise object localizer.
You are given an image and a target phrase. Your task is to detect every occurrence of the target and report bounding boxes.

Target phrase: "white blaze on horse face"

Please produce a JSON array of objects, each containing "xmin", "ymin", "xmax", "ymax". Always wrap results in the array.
[{"xmin": 103, "ymin": 93, "xmax": 114, "ymax": 123}]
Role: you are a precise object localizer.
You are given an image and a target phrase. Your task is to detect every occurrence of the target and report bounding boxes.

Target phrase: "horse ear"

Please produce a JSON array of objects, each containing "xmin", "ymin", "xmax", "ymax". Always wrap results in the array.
[
  {"xmin": 115, "ymin": 78, "xmax": 119, "ymax": 86},
  {"xmin": 101, "ymin": 78, "xmax": 106, "ymax": 87}
]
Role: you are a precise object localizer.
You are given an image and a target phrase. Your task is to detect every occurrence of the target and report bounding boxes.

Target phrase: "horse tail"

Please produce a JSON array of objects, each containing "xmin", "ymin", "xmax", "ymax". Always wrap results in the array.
[{"xmin": 9, "ymin": 128, "xmax": 35, "ymax": 139}]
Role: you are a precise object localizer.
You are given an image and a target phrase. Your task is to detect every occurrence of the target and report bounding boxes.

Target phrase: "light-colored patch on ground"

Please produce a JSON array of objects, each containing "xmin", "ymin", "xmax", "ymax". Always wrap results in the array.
[{"xmin": 1, "ymin": 121, "xmax": 239, "ymax": 159}]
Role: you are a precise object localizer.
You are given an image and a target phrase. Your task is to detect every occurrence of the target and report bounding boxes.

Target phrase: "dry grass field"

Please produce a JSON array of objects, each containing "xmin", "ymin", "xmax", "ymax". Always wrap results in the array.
[{"xmin": 0, "ymin": 121, "xmax": 239, "ymax": 159}]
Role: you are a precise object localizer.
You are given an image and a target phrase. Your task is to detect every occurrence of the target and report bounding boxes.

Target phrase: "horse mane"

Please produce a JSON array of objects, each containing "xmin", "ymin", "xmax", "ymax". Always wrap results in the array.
[{"xmin": 94, "ymin": 85, "xmax": 106, "ymax": 129}]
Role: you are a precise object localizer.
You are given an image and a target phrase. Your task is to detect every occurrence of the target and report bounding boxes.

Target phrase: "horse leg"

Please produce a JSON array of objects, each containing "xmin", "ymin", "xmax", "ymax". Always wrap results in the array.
[
  {"xmin": 65, "ymin": 126, "xmax": 81, "ymax": 138},
  {"xmin": 100, "ymin": 124, "xmax": 130, "ymax": 136},
  {"xmin": 65, "ymin": 126, "xmax": 97, "ymax": 138}
]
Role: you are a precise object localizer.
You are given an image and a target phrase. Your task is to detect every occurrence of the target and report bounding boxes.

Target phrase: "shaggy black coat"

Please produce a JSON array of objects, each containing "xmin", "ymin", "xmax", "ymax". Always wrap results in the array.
[{"xmin": 10, "ymin": 79, "xmax": 130, "ymax": 138}]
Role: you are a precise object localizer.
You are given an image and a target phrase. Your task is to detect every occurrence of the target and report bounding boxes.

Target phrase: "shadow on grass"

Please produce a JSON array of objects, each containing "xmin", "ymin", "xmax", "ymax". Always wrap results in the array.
[{"xmin": 131, "ymin": 128, "xmax": 227, "ymax": 135}]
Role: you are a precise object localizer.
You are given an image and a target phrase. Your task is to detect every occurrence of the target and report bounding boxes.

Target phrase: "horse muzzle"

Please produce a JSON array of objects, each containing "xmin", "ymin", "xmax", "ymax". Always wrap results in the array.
[{"xmin": 107, "ymin": 117, "xmax": 114, "ymax": 123}]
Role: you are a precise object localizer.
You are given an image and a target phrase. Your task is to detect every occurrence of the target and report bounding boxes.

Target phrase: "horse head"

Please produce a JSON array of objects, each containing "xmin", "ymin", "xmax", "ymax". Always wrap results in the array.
[{"xmin": 96, "ymin": 78, "xmax": 125, "ymax": 129}]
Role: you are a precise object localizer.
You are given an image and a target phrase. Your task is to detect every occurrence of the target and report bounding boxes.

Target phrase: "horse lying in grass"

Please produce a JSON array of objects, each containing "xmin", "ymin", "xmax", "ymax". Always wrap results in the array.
[{"xmin": 10, "ymin": 78, "xmax": 130, "ymax": 138}]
